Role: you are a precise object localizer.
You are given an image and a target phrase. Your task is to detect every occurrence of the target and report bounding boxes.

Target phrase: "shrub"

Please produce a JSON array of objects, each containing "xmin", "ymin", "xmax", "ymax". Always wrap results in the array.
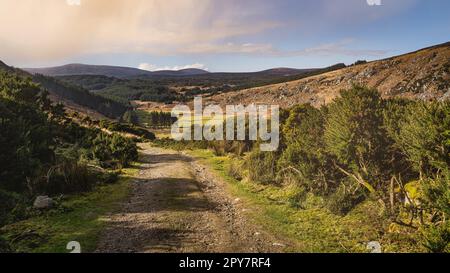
[
  {"xmin": 324, "ymin": 85, "xmax": 391, "ymax": 193},
  {"xmin": 396, "ymin": 101, "xmax": 450, "ymax": 175},
  {"xmin": 421, "ymin": 171, "xmax": 450, "ymax": 220},
  {"xmin": 0, "ymin": 190, "xmax": 21, "ymax": 227},
  {"xmin": 45, "ymin": 161, "xmax": 95, "ymax": 195},
  {"xmin": 0, "ymin": 235, "xmax": 11, "ymax": 253},
  {"xmin": 246, "ymin": 149, "xmax": 278, "ymax": 184},
  {"xmin": 278, "ymin": 104, "xmax": 341, "ymax": 195},
  {"xmin": 91, "ymin": 133, "xmax": 138, "ymax": 168},
  {"xmin": 325, "ymin": 181, "xmax": 366, "ymax": 215},
  {"xmin": 226, "ymin": 157, "xmax": 244, "ymax": 181},
  {"xmin": 421, "ymin": 223, "xmax": 450, "ymax": 253}
]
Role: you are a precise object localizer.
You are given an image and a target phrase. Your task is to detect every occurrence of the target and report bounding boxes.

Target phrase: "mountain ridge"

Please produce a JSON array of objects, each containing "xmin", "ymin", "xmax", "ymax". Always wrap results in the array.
[
  {"xmin": 22, "ymin": 63, "xmax": 212, "ymax": 78},
  {"xmin": 22, "ymin": 63, "xmax": 322, "ymax": 79}
]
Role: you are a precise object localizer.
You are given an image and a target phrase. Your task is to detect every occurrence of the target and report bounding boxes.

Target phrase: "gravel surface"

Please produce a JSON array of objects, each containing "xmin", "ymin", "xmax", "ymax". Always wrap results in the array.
[{"xmin": 96, "ymin": 144, "xmax": 286, "ymax": 253}]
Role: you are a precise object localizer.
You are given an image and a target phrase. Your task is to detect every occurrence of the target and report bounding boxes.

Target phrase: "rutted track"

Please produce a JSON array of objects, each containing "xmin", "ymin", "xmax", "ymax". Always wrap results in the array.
[{"xmin": 96, "ymin": 144, "xmax": 287, "ymax": 253}]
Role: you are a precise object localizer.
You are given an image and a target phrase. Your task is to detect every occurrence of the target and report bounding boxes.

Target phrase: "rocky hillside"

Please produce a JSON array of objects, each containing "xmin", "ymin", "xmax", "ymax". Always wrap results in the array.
[{"xmin": 206, "ymin": 42, "xmax": 450, "ymax": 108}]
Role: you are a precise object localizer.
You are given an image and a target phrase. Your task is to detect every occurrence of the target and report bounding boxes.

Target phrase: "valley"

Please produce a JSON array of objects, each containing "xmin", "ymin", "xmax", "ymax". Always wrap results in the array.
[{"xmin": 1, "ymin": 41, "xmax": 449, "ymax": 254}]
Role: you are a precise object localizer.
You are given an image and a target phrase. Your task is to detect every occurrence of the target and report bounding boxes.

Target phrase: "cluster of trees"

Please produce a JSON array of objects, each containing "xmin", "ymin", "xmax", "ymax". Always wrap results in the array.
[
  {"xmin": 0, "ymin": 71, "xmax": 138, "ymax": 231},
  {"xmin": 179, "ymin": 85, "xmax": 234, "ymax": 100},
  {"xmin": 95, "ymin": 82, "xmax": 179, "ymax": 104},
  {"xmin": 136, "ymin": 110, "xmax": 177, "ymax": 128},
  {"xmin": 221, "ymin": 86, "xmax": 449, "ymax": 251},
  {"xmin": 57, "ymin": 75, "xmax": 124, "ymax": 91},
  {"xmin": 33, "ymin": 74, "xmax": 128, "ymax": 119}
]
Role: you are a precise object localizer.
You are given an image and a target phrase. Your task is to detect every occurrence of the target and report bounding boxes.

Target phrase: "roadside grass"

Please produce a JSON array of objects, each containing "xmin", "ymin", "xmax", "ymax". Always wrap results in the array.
[
  {"xmin": 0, "ymin": 166, "xmax": 139, "ymax": 253},
  {"xmin": 187, "ymin": 149, "xmax": 423, "ymax": 253}
]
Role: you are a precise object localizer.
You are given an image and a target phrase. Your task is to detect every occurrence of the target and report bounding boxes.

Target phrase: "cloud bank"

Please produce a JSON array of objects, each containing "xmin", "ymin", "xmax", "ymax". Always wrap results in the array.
[
  {"xmin": 0, "ymin": 0, "xmax": 417, "ymax": 65},
  {"xmin": 138, "ymin": 63, "xmax": 209, "ymax": 71}
]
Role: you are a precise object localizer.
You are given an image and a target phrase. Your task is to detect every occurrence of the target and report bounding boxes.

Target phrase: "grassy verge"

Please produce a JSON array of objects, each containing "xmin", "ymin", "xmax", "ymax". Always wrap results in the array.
[
  {"xmin": 0, "ymin": 166, "xmax": 139, "ymax": 253},
  {"xmin": 188, "ymin": 149, "xmax": 423, "ymax": 253}
]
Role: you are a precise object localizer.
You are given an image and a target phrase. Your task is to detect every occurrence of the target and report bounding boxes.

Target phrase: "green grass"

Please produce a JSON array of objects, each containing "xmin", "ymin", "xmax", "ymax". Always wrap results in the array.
[
  {"xmin": 188, "ymin": 149, "xmax": 423, "ymax": 253},
  {"xmin": 0, "ymin": 166, "xmax": 139, "ymax": 253}
]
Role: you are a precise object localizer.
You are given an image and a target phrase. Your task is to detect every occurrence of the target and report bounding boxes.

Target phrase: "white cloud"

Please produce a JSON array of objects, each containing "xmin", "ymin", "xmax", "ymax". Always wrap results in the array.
[
  {"xmin": 138, "ymin": 63, "xmax": 209, "ymax": 71},
  {"xmin": 0, "ymin": 0, "xmax": 404, "ymax": 64},
  {"xmin": 173, "ymin": 40, "xmax": 388, "ymax": 57},
  {"xmin": 0, "ymin": 0, "xmax": 279, "ymax": 63}
]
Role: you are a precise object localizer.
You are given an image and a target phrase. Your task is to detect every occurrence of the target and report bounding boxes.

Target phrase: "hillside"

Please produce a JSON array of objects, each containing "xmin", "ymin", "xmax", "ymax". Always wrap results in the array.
[
  {"xmin": 206, "ymin": 42, "xmax": 450, "ymax": 107},
  {"xmin": 0, "ymin": 61, "xmax": 128, "ymax": 119}
]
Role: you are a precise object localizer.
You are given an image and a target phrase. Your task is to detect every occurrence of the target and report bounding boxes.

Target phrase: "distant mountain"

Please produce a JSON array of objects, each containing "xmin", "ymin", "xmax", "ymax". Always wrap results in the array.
[
  {"xmin": 23, "ymin": 64, "xmax": 153, "ymax": 78},
  {"xmin": 23, "ymin": 63, "xmax": 210, "ymax": 78},
  {"xmin": 23, "ymin": 63, "xmax": 322, "ymax": 79}
]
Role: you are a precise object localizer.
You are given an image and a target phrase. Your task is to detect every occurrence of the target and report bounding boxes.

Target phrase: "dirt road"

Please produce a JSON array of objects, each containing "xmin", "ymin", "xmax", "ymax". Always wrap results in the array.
[{"xmin": 96, "ymin": 144, "xmax": 286, "ymax": 253}]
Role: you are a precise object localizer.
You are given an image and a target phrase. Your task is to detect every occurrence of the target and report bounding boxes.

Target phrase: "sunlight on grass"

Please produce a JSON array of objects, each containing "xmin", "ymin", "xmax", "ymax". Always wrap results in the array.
[
  {"xmin": 1, "ymin": 166, "xmax": 139, "ymax": 253},
  {"xmin": 187, "ymin": 149, "xmax": 423, "ymax": 253}
]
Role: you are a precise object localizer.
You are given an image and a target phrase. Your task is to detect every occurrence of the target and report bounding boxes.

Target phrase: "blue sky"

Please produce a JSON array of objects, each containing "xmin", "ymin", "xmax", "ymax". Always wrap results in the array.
[{"xmin": 0, "ymin": 0, "xmax": 449, "ymax": 72}]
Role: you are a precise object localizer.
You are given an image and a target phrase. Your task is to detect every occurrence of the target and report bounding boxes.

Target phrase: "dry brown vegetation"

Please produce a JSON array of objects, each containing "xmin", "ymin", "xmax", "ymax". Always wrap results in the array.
[{"xmin": 206, "ymin": 43, "xmax": 450, "ymax": 108}]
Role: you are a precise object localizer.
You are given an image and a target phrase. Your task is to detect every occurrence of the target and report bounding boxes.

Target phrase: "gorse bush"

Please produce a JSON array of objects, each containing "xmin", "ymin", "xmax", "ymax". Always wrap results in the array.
[
  {"xmin": 396, "ymin": 101, "xmax": 450, "ymax": 175},
  {"xmin": 421, "ymin": 171, "xmax": 450, "ymax": 220},
  {"xmin": 91, "ymin": 133, "xmax": 138, "ymax": 168},
  {"xmin": 324, "ymin": 86, "xmax": 391, "ymax": 194},
  {"xmin": 278, "ymin": 104, "xmax": 342, "ymax": 195},
  {"xmin": 421, "ymin": 223, "xmax": 450, "ymax": 253}
]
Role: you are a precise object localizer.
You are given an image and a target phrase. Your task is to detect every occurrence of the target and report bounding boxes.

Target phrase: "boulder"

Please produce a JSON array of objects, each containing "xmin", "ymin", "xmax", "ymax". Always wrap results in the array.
[{"xmin": 33, "ymin": 196, "xmax": 54, "ymax": 210}]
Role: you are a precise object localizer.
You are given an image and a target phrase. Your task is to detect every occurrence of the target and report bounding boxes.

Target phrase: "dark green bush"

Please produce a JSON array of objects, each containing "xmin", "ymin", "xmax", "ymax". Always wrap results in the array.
[
  {"xmin": 0, "ymin": 190, "xmax": 21, "ymax": 226},
  {"xmin": 396, "ymin": 101, "xmax": 450, "ymax": 175},
  {"xmin": 324, "ymin": 86, "xmax": 391, "ymax": 192},
  {"xmin": 278, "ymin": 104, "xmax": 342, "ymax": 194},
  {"xmin": 422, "ymin": 223, "xmax": 450, "ymax": 253},
  {"xmin": 325, "ymin": 181, "xmax": 366, "ymax": 215},
  {"xmin": 91, "ymin": 133, "xmax": 138, "ymax": 168},
  {"xmin": 0, "ymin": 235, "xmax": 11, "ymax": 253},
  {"xmin": 0, "ymin": 67, "xmax": 137, "ymax": 229}
]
